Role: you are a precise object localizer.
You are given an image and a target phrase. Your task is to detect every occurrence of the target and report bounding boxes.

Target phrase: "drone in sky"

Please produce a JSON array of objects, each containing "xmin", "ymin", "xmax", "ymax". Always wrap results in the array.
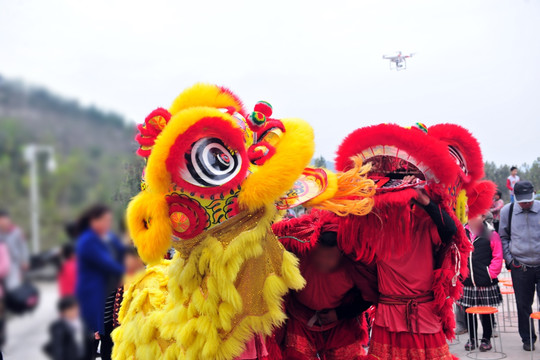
[{"xmin": 382, "ymin": 51, "xmax": 415, "ymax": 71}]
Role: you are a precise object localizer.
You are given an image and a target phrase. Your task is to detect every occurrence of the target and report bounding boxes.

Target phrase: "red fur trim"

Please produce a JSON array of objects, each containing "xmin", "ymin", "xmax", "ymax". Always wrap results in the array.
[
  {"xmin": 429, "ymin": 124, "xmax": 485, "ymax": 185},
  {"xmin": 338, "ymin": 189, "xmax": 417, "ymax": 262},
  {"xmin": 467, "ymin": 180, "xmax": 497, "ymax": 219},
  {"xmin": 272, "ymin": 210, "xmax": 339, "ymax": 256},
  {"xmin": 165, "ymin": 117, "xmax": 249, "ymax": 196},
  {"xmin": 335, "ymin": 124, "xmax": 459, "ymax": 184},
  {"xmin": 428, "ymin": 186, "xmax": 472, "ymax": 340},
  {"xmin": 218, "ymin": 86, "xmax": 246, "ymax": 116}
]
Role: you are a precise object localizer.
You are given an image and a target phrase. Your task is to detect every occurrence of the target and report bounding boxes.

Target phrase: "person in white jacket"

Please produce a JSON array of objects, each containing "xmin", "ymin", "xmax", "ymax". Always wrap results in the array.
[{"xmin": 0, "ymin": 210, "xmax": 30, "ymax": 292}]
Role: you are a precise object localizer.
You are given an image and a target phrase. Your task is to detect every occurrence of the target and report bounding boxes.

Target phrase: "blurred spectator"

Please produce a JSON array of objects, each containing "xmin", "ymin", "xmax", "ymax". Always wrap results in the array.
[
  {"xmin": 484, "ymin": 211, "xmax": 494, "ymax": 229},
  {"xmin": 500, "ymin": 181, "xmax": 540, "ymax": 352},
  {"xmin": 0, "ymin": 210, "xmax": 30, "ymax": 292},
  {"xmin": 65, "ymin": 222, "xmax": 79, "ymax": 243},
  {"xmin": 457, "ymin": 214, "xmax": 503, "ymax": 352},
  {"xmin": 490, "ymin": 190, "xmax": 504, "ymax": 232},
  {"xmin": 75, "ymin": 204, "xmax": 125, "ymax": 356},
  {"xmin": 58, "ymin": 243, "xmax": 77, "ymax": 297},
  {"xmin": 101, "ymin": 246, "xmax": 145, "ymax": 360},
  {"xmin": 43, "ymin": 296, "xmax": 93, "ymax": 360},
  {"xmin": 506, "ymin": 166, "xmax": 520, "ymax": 203},
  {"xmin": 0, "ymin": 226, "xmax": 9, "ymax": 352}
]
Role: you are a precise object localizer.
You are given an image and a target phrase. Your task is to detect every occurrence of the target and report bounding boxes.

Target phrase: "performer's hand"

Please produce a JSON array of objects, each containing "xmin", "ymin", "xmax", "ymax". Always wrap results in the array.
[
  {"xmin": 402, "ymin": 175, "xmax": 417, "ymax": 185},
  {"xmin": 318, "ymin": 309, "xmax": 338, "ymax": 325},
  {"xmin": 414, "ymin": 188, "xmax": 431, "ymax": 206},
  {"xmin": 94, "ymin": 332, "xmax": 101, "ymax": 340}
]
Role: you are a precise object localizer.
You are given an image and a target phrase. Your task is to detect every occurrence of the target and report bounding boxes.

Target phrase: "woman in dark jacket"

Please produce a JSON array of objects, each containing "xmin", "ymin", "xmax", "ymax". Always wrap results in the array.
[
  {"xmin": 75, "ymin": 205, "xmax": 125, "ymax": 354},
  {"xmin": 457, "ymin": 214, "xmax": 503, "ymax": 352}
]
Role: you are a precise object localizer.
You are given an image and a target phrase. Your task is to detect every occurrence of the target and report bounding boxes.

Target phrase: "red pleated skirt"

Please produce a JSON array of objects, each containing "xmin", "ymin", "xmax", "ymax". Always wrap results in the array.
[{"xmin": 365, "ymin": 325, "xmax": 458, "ymax": 360}]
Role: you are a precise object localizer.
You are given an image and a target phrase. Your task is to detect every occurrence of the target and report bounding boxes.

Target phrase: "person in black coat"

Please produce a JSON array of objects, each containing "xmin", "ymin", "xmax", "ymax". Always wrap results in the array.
[{"xmin": 44, "ymin": 296, "xmax": 93, "ymax": 360}]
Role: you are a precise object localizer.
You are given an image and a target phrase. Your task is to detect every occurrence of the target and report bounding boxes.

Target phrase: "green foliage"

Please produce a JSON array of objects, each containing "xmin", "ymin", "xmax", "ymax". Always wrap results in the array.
[
  {"xmin": 0, "ymin": 78, "xmax": 142, "ymax": 251},
  {"xmin": 312, "ymin": 155, "xmax": 327, "ymax": 168}
]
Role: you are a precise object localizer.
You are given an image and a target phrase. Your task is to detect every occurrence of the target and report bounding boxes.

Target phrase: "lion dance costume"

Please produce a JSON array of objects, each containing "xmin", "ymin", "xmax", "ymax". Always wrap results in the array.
[
  {"xmin": 334, "ymin": 124, "xmax": 495, "ymax": 360},
  {"xmin": 112, "ymin": 84, "xmax": 374, "ymax": 360}
]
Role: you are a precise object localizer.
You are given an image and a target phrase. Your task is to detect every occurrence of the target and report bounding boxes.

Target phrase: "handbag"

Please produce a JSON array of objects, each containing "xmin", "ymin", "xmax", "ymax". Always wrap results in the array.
[{"xmin": 5, "ymin": 281, "xmax": 39, "ymax": 314}]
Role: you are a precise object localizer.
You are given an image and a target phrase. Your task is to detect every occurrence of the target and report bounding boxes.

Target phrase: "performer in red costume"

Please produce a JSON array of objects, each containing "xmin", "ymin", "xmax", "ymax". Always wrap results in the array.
[
  {"xmin": 334, "ymin": 123, "xmax": 496, "ymax": 360},
  {"xmin": 369, "ymin": 177, "xmax": 458, "ymax": 359},
  {"xmin": 273, "ymin": 210, "xmax": 378, "ymax": 360}
]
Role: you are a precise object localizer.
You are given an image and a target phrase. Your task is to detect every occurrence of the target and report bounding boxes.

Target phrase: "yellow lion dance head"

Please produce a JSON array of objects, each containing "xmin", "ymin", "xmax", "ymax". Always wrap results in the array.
[{"xmin": 126, "ymin": 83, "xmax": 317, "ymax": 265}]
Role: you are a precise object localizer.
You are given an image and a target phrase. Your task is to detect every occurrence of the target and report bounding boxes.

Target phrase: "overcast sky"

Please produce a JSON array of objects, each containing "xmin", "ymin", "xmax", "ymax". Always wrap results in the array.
[{"xmin": 1, "ymin": 0, "xmax": 539, "ymax": 166}]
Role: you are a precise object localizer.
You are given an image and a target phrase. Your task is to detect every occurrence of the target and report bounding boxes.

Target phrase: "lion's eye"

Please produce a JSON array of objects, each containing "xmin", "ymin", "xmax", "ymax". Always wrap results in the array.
[{"xmin": 181, "ymin": 137, "xmax": 242, "ymax": 187}]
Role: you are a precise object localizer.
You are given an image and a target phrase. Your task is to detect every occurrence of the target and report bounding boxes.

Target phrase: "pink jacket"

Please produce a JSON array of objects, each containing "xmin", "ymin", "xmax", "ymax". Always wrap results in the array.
[
  {"xmin": 488, "ymin": 231, "xmax": 503, "ymax": 279},
  {"xmin": 0, "ymin": 242, "xmax": 10, "ymax": 297}
]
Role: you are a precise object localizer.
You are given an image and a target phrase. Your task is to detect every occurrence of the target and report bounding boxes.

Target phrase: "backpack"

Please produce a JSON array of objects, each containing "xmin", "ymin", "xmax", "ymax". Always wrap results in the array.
[{"xmin": 507, "ymin": 202, "xmax": 515, "ymax": 238}]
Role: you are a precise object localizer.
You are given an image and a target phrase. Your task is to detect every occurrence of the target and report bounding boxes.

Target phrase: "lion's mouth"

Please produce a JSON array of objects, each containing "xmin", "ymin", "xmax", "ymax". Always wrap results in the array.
[{"xmin": 358, "ymin": 145, "xmax": 437, "ymax": 193}]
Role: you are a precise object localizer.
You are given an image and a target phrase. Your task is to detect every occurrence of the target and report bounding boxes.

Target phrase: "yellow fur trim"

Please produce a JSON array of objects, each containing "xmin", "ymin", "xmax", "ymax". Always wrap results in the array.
[
  {"xmin": 112, "ymin": 204, "xmax": 305, "ymax": 360},
  {"xmin": 112, "ymin": 261, "xmax": 170, "ymax": 360},
  {"xmin": 145, "ymin": 107, "xmax": 245, "ymax": 194},
  {"xmin": 169, "ymin": 83, "xmax": 243, "ymax": 117},
  {"xmin": 310, "ymin": 157, "xmax": 375, "ymax": 216},
  {"xmin": 238, "ymin": 118, "xmax": 315, "ymax": 211},
  {"xmin": 126, "ymin": 191, "xmax": 172, "ymax": 265},
  {"xmin": 456, "ymin": 189, "xmax": 468, "ymax": 225}
]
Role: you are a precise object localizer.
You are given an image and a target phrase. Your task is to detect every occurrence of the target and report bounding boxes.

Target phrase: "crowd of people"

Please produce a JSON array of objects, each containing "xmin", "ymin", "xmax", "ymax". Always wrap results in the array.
[{"xmin": 0, "ymin": 204, "xmax": 145, "ymax": 360}]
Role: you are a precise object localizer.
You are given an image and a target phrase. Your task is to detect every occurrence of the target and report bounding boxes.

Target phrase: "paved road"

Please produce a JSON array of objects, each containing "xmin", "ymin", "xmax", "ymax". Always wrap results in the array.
[{"xmin": 3, "ymin": 282, "xmax": 58, "ymax": 360}]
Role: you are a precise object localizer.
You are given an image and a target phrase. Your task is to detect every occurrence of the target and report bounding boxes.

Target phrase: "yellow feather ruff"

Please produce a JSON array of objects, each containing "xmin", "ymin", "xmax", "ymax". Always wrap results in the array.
[
  {"xmin": 169, "ymin": 83, "xmax": 243, "ymax": 117},
  {"xmin": 126, "ymin": 191, "xmax": 172, "ymax": 265},
  {"xmin": 309, "ymin": 156, "xmax": 376, "ymax": 216},
  {"xmin": 112, "ymin": 204, "xmax": 305, "ymax": 360}
]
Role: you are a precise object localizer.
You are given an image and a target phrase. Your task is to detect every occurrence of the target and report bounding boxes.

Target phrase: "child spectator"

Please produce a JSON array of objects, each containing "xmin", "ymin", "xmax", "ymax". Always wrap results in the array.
[
  {"xmin": 457, "ymin": 214, "xmax": 503, "ymax": 352},
  {"xmin": 0, "ymin": 234, "xmax": 9, "ymax": 352},
  {"xmin": 490, "ymin": 190, "xmax": 504, "ymax": 232},
  {"xmin": 507, "ymin": 167, "xmax": 520, "ymax": 203},
  {"xmin": 43, "ymin": 296, "xmax": 93, "ymax": 360},
  {"xmin": 58, "ymin": 243, "xmax": 77, "ymax": 297}
]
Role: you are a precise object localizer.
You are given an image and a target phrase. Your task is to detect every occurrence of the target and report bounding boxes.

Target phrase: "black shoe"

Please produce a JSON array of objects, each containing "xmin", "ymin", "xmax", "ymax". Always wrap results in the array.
[
  {"xmin": 523, "ymin": 343, "xmax": 536, "ymax": 351},
  {"xmin": 465, "ymin": 340, "xmax": 476, "ymax": 351},
  {"xmin": 479, "ymin": 339, "xmax": 492, "ymax": 352}
]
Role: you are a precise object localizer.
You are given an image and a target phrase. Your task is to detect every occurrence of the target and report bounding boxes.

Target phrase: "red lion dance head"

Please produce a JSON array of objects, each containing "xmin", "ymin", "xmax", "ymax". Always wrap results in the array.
[{"xmin": 335, "ymin": 123, "xmax": 495, "ymax": 339}]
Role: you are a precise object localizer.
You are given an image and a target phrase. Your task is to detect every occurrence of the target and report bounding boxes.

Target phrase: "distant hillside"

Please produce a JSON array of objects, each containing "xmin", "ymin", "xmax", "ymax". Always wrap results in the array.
[
  {"xmin": 0, "ymin": 76, "xmax": 143, "ymax": 250},
  {"xmin": 0, "ymin": 76, "xmax": 135, "ymax": 155}
]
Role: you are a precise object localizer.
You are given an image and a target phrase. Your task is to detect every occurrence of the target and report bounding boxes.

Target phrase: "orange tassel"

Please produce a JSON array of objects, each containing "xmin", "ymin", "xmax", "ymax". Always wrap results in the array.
[{"xmin": 315, "ymin": 156, "xmax": 376, "ymax": 216}]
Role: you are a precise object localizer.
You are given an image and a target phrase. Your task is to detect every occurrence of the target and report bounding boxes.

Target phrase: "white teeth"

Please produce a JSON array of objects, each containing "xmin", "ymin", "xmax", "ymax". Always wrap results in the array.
[
  {"xmin": 357, "ymin": 145, "xmax": 439, "ymax": 182},
  {"xmin": 362, "ymin": 150, "xmax": 372, "ymax": 160}
]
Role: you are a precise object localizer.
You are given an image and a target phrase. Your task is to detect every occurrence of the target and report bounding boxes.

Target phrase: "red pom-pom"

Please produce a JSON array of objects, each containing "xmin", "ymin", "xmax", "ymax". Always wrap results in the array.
[{"xmin": 254, "ymin": 101, "xmax": 272, "ymax": 117}]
